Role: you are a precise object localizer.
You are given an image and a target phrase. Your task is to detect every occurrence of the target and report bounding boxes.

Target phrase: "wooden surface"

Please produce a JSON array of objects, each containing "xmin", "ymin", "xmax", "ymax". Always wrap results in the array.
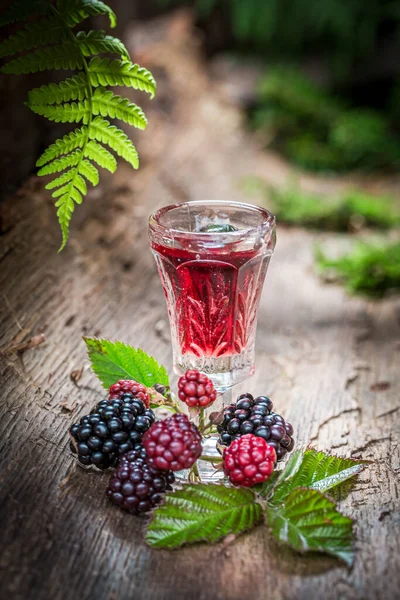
[{"xmin": 1, "ymin": 12, "xmax": 400, "ymax": 600}]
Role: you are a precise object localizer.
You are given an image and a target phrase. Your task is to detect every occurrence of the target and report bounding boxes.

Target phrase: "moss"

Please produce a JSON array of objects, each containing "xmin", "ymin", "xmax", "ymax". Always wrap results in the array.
[
  {"xmin": 315, "ymin": 241, "xmax": 400, "ymax": 297},
  {"xmin": 242, "ymin": 177, "xmax": 400, "ymax": 231}
]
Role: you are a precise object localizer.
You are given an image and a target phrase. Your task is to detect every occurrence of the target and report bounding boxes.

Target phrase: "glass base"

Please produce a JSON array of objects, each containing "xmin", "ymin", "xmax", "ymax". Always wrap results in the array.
[
  {"xmin": 174, "ymin": 350, "xmax": 255, "ymax": 390},
  {"xmin": 175, "ymin": 435, "xmax": 225, "ymax": 483}
]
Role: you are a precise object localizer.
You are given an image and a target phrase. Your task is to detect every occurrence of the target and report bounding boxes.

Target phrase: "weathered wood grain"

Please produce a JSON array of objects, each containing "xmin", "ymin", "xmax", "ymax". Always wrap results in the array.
[{"xmin": 1, "ymin": 12, "xmax": 399, "ymax": 600}]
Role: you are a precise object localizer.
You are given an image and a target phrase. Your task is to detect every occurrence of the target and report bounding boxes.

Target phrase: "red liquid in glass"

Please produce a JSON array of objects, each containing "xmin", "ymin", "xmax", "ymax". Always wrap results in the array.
[{"xmin": 152, "ymin": 242, "xmax": 269, "ymax": 358}]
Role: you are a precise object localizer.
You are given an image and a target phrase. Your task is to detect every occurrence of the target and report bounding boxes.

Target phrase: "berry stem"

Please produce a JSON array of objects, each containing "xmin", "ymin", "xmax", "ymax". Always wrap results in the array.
[
  {"xmin": 188, "ymin": 460, "xmax": 201, "ymax": 482},
  {"xmin": 199, "ymin": 454, "xmax": 223, "ymax": 464}
]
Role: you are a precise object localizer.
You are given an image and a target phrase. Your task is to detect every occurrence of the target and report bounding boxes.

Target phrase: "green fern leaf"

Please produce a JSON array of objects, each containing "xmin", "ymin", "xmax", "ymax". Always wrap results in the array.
[
  {"xmin": 88, "ymin": 57, "xmax": 156, "ymax": 98},
  {"xmin": 36, "ymin": 127, "xmax": 88, "ymax": 167},
  {"xmin": 28, "ymin": 74, "xmax": 89, "ymax": 106},
  {"xmin": 38, "ymin": 149, "xmax": 82, "ymax": 176},
  {"xmin": 92, "ymin": 88, "xmax": 147, "ymax": 129},
  {"xmin": 61, "ymin": 0, "xmax": 117, "ymax": 29},
  {"xmin": 79, "ymin": 159, "xmax": 100, "ymax": 185},
  {"xmin": 56, "ymin": 195, "xmax": 75, "ymax": 251},
  {"xmin": 76, "ymin": 30, "xmax": 129, "ymax": 59},
  {"xmin": 0, "ymin": 17, "xmax": 68, "ymax": 59},
  {"xmin": 0, "ymin": 0, "xmax": 49, "ymax": 27},
  {"xmin": 83, "ymin": 140, "xmax": 117, "ymax": 172},
  {"xmin": 73, "ymin": 173, "xmax": 87, "ymax": 195},
  {"xmin": 89, "ymin": 117, "xmax": 139, "ymax": 168},
  {"xmin": 45, "ymin": 170, "xmax": 76, "ymax": 190},
  {"xmin": 1, "ymin": 44, "xmax": 84, "ymax": 74},
  {"xmin": 29, "ymin": 100, "xmax": 91, "ymax": 124}
]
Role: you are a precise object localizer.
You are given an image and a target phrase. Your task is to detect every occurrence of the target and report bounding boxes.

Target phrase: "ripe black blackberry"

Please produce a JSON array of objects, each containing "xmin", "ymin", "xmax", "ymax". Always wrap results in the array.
[
  {"xmin": 69, "ymin": 393, "xmax": 155, "ymax": 470},
  {"xmin": 217, "ymin": 393, "xmax": 295, "ymax": 461},
  {"xmin": 107, "ymin": 444, "xmax": 175, "ymax": 514}
]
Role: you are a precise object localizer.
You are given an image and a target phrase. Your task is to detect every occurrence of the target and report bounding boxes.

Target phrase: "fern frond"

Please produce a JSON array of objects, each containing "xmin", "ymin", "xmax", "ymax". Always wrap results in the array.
[
  {"xmin": 60, "ymin": 0, "xmax": 117, "ymax": 29},
  {"xmin": 92, "ymin": 88, "xmax": 147, "ymax": 129},
  {"xmin": 76, "ymin": 30, "xmax": 129, "ymax": 59},
  {"xmin": 88, "ymin": 57, "xmax": 156, "ymax": 98},
  {"xmin": 0, "ymin": 0, "xmax": 154, "ymax": 250},
  {"xmin": 83, "ymin": 139, "xmax": 117, "ymax": 172},
  {"xmin": 36, "ymin": 126, "xmax": 88, "ymax": 166},
  {"xmin": 56, "ymin": 194, "xmax": 76, "ymax": 251},
  {"xmin": 28, "ymin": 74, "xmax": 89, "ymax": 106},
  {"xmin": 0, "ymin": 0, "xmax": 49, "ymax": 27},
  {"xmin": 1, "ymin": 44, "xmax": 83, "ymax": 74},
  {"xmin": 45, "ymin": 169, "xmax": 76, "ymax": 190},
  {"xmin": 37, "ymin": 149, "xmax": 82, "ymax": 176},
  {"xmin": 0, "ymin": 17, "xmax": 68, "ymax": 59},
  {"xmin": 29, "ymin": 100, "xmax": 91, "ymax": 124},
  {"xmin": 79, "ymin": 159, "xmax": 100, "ymax": 185},
  {"xmin": 89, "ymin": 116, "xmax": 139, "ymax": 168}
]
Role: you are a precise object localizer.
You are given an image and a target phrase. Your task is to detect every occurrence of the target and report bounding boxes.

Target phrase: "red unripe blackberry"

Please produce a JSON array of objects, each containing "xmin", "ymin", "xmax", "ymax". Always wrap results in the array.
[
  {"xmin": 107, "ymin": 444, "xmax": 175, "ymax": 514},
  {"xmin": 142, "ymin": 413, "xmax": 202, "ymax": 471},
  {"xmin": 109, "ymin": 379, "xmax": 150, "ymax": 408},
  {"xmin": 223, "ymin": 434, "xmax": 276, "ymax": 487},
  {"xmin": 178, "ymin": 370, "xmax": 217, "ymax": 408}
]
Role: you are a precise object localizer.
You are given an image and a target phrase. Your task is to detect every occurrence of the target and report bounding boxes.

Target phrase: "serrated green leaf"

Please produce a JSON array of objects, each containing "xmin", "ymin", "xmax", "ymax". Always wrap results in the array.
[
  {"xmin": 36, "ymin": 126, "xmax": 88, "ymax": 166},
  {"xmin": 92, "ymin": 88, "xmax": 147, "ymax": 129},
  {"xmin": 88, "ymin": 57, "xmax": 156, "ymax": 98},
  {"xmin": 146, "ymin": 483, "xmax": 262, "ymax": 548},
  {"xmin": 266, "ymin": 488, "xmax": 354, "ymax": 565},
  {"xmin": 0, "ymin": 17, "xmax": 68, "ymax": 58},
  {"xmin": 28, "ymin": 74, "xmax": 89, "ymax": 106},
  {"xmin": 76, "ymin": 30, "xmax": 129, "ymax": 59},
  {"xmin": 79, "ymin": 159, "xmax": 99, "ymax": 185},
  {"xmin": 0, "ymin": 0, "xmax": 49, "ymax": 27},
  {"xmin": 38, "ymin": 149, "xmax": 82, "ymax": 176},
  {"xmin": 29, "ymin": 100, "xmax": 91, "ymax": 124},
  {"xmin": 84, "ymin": 337, "xmax": 170, "ymax": 389},
  {"xmin": 1, "ymin": 44, "xmax": 83, "ymax": 74},
  {"xmin": 45, "ymin": 169, "xmax": 76, "ymax": 190},
  {"xmin": 89, "ymin": 117, "xmax": 139, "ymax": 168},
  {"xmin": 83, "ymin": 140, "xmax": 117, "ymax": 172},
  {"xmin": 61, "ymin": 0, "xmax": 117, "ymax": 28},
  {"xmin": 269, "ymin": 449, "xmax": 368, "ymax": 504}
]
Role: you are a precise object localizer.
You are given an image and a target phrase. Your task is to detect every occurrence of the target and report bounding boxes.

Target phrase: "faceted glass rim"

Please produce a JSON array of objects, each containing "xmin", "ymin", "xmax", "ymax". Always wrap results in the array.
[{"xmin": 148, "ymin": 200, "xmax": 276, "ymax": 240}]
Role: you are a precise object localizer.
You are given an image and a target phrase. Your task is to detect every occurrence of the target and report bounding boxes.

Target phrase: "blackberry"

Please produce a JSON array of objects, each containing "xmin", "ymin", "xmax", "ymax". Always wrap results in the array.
[
  {"xmin": 143, "ymin": 413, "xmax": 202, "ymax": 471},
  {"xmin": 217, "ymin": 395, "xmax": 294, "ymax": 461},
  {"xmin": 107, "ymin": 444, "xmax": 175, "ymax": 514},
  {"xmin": 69, "ymin": 394, "xmax": 155, "ymax": 469},
  {"xmin": 223, "ymin": 434, "xmax": 276, "ymax": 487}
]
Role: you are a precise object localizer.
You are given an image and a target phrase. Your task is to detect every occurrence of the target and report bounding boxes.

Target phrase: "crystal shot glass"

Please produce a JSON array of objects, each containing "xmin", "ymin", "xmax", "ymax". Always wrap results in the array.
[{"xmin": 149, "ymin": 200, "xmax": 276, "ymax": 391}]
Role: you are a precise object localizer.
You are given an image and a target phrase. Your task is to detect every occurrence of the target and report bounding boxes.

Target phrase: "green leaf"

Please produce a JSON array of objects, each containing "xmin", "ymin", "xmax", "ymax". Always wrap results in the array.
[
  {"xmin": 37, "ymin": 149, "xmax": 82, "ymax": 176},
  {"xmin": 88, "ymin": 57, "xmax": 156, "ymax": 98},
  {"xmin": 79, "ymin": 159, "xmax": 99, "ymax": 185},
  {"xmin": 1, "ymin": 44, "xmax": 83, "ymax": 74},
  {"xmin": 0, "ymin": 17, "xmax": 68, "ymax": 58},
  {"xmin": 36, "ymin": 126, "xmax": 88, "ymax": 166},
  {"xmin": 84, "ymin": 337, "xmax": 170, "ymax": 389},
  {"xmin": 29, "ymin": 100, "xmax": 91, "ymax": 124},
  {"xmin": 269, "ymin": 449, "xmax": 367, "ymax": 504},
  {"xmin": 28, "ymin": 74, "xmax": 89, "ymax": 106},
  {"xmin": 89, "ymin": 117, "xmax": 139, "ymax": 168},
  {"xmin": 45, "ymin": 169, "xmax": 76, "ymax": 190},
  {"xmin": 76, "ymin": 30, "xmax": 129, "ymax": 59},
  {"xmin": 61, "ymin": 0, "xmax": 117, "ymax": 28},
  {"xmin": 92, "ymin": 88, "xmax": 147, "ymax": 129},
  {"xmin": 266, "ymin": 488, "xmax": 354, "ymax": 565},
  {"xmin": 146, "ymin": 483, "xmax": 262, "ymax": 548},
  {"xmin": 0, "ymin": 0, "xmax": 49, "ymax": 27},
  {"xmin": 83, "ymin": 140, "xmax": 117, "ymax": 172}
]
